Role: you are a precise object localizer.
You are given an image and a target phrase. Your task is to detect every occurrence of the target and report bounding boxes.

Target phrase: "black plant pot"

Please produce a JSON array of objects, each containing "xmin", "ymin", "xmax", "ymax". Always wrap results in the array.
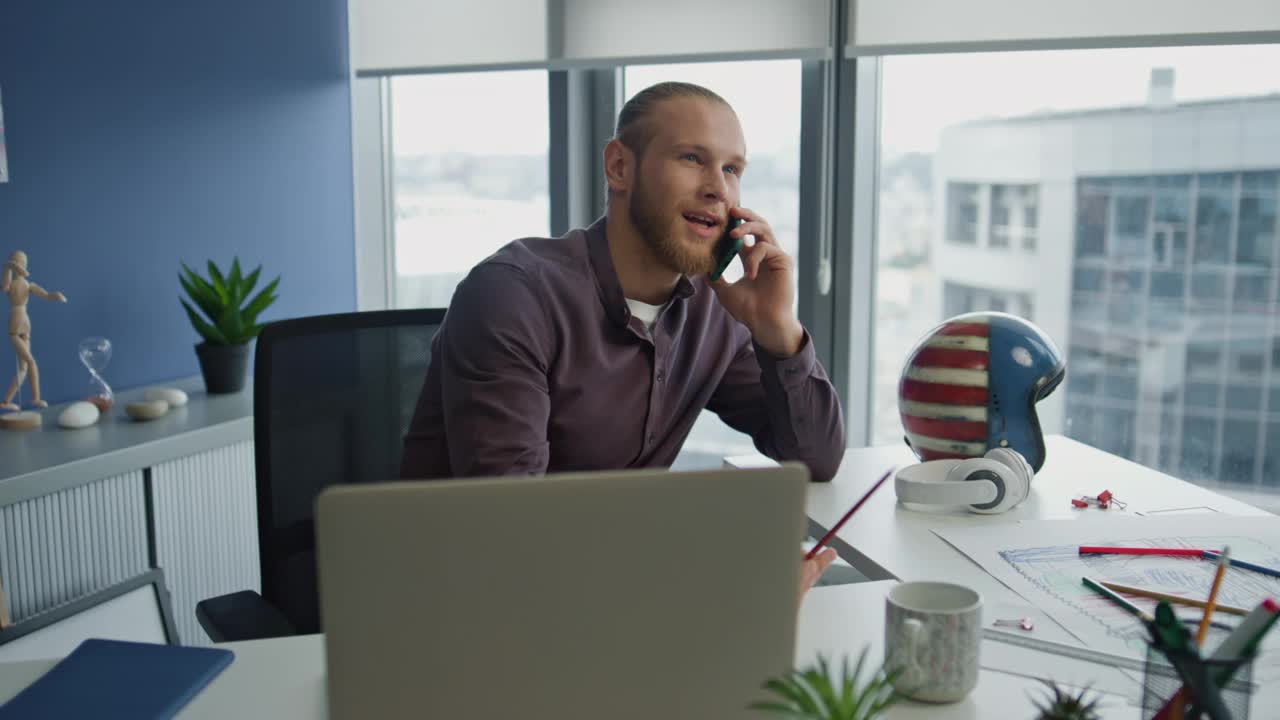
[{"xmin": 195, "ymin": 341, "xmax": 251, "ymax": 394}]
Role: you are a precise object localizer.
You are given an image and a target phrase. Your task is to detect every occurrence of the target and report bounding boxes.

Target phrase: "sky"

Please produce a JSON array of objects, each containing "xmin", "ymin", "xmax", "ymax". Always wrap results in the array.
[
  {"xmin": 882, "ymin": 44, "xmax": 1280, "ymax": 155},
  {"xmin": 389, "ymin": 44, "xmax": 1280, "ymax": 158}
]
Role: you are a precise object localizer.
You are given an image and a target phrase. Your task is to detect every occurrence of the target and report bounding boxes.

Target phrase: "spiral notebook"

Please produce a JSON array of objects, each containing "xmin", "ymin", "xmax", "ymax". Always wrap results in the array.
[{"xmin": 0, "ymin": 638, "xmax": 234, "ymax": 719}]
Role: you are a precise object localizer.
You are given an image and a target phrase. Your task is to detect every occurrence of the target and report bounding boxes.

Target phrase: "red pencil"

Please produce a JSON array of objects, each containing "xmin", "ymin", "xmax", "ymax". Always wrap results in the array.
[
  {"xmin": 1078, "ymin": 546, "xmax": 1211, "ymax": 557},
  {"xmin": 805, "ymin": 466, "xmax": 896, "ymax": 561}
]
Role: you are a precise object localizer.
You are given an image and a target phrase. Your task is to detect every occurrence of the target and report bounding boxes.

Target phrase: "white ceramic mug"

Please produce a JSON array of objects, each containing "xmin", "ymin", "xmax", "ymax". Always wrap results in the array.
[{"xmin": 884, "ymin": 581, "xmax": 982, "ymax": 703}]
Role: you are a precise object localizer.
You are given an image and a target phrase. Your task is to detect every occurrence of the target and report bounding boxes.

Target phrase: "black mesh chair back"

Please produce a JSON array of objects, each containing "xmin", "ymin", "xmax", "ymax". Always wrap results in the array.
[{"xmin": 253, "ymin": 309, "xmax": 445, "ymax": 634}]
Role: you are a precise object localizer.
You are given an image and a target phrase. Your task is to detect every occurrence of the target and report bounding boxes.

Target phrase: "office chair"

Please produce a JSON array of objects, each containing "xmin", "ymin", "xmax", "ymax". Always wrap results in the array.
[{"xmin": 195, "ymin": 309, "xmax": 446, "ymax": 642}]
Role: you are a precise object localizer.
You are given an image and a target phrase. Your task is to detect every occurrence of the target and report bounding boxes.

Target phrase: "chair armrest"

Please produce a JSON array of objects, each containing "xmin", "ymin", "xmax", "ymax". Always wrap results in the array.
[{"xmin": 196, "ymin": 590, "xmax": 297, "ymax": 643}]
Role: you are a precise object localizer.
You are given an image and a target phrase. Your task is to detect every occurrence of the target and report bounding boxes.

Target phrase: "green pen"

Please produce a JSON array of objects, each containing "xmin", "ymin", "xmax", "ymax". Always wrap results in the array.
[
  {"xmin": 1082, "ymin": 576, "xmax": 1153, "ymax": 622},
  {"xmin": 1081, "ymin": 576, "xmax": 1193, "ymax": 650},
  {"xmin": 1154, "ymin": 600, "xmax": 1193, "ymax": 655}
]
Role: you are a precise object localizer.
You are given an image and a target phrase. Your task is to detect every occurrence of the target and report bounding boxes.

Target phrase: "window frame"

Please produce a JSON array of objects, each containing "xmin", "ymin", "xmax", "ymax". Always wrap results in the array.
[{"xmin": 350, "ymin": 0, "xmax": 1280, "ymax": 486}]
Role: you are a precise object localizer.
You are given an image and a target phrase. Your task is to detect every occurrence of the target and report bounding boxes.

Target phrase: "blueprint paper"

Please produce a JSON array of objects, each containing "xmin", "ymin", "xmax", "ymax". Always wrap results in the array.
[{"xmin": 934, "ymin": 516, "xmax": 1280, "ymax": 679}]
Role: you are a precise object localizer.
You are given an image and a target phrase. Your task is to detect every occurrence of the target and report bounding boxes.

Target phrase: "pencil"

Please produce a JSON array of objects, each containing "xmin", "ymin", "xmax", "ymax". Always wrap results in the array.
[
  {"xmin": 1079, "ymin": 546, "xmax": 1210, "ymax": 557},
  {"xmin": 1099, "ymin": 581, "xmax": 1249, "ymax": 617},
  {"xmin": 804, "ymin": 466, "xmax": 895, "ymax": 561},
  {"xmin": 1195, "ymin": 546, "xmax": 1231, "ymax": 648},
  {"xmin": 1202, "ymin": 550, "xmax": 1280, "ymax": 579},
  {"xmin": 1082, "ymin": 576, "xmax": 1152, "ymax": 622}
]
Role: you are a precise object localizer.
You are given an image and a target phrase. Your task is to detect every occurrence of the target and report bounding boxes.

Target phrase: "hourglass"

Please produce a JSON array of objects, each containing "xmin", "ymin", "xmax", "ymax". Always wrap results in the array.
[{"xmin": 78, "ymin": 337, "xmax": 113, "ymax": 411}]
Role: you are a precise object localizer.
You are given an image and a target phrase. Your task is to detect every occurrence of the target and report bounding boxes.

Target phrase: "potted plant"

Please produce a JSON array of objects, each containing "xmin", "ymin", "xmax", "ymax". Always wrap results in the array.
[
  {"xmin": 752, "ymin": 650, "xmax": 902, "ymax": 720},
  {"xmin": 179, "ymin": 258, "xmax": 279, "ymax": 394},
  {"xmin": 1031, "ymin": 679, "xmax": 1103, "ymax": 720}
]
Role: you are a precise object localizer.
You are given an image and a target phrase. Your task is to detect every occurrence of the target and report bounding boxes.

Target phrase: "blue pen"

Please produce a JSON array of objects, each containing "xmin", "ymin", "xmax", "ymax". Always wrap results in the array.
[{"xmin": 1202, "ymin": 550, "xmax": 1280, "ymax": 580}]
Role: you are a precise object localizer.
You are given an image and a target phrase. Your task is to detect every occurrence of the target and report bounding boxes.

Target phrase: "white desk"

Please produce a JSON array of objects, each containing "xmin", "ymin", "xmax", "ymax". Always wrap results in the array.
[
  {"xmin": 0, "ymin": 437, "xmax": 1272, "ymax": 717},
  {"xmin": 0, "ymin": 582, "xmax": 1150, "ymax": 719},
  {"xmin": 802, "ymin": 435, "xmax": 1269, "ymax": 634}
]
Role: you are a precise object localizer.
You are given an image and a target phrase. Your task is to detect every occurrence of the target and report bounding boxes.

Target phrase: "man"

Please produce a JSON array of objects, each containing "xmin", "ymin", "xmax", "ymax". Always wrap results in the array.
[{"xmin": 402, "ymin": 82, "xmax": 845, "ymax": 591}]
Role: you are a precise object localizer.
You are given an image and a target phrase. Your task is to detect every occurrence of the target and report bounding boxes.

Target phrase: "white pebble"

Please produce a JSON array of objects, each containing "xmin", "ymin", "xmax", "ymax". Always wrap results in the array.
[
  {"xmin": 145, "ymin": 387, "xmax": 188, "ymax": 407},
  {"xmin": 126, "ymin": 400, "xmax": 170, "ymax": 421},
  {"xmin": 58, "ymin": 401, "xmax": 100, "ymax": 429}
]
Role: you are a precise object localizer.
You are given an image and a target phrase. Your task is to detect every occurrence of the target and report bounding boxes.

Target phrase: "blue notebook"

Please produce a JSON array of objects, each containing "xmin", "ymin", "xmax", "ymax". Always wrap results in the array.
[{"xmin": 0, "ymin": 638, "xmax": 234, "ymax": 719}]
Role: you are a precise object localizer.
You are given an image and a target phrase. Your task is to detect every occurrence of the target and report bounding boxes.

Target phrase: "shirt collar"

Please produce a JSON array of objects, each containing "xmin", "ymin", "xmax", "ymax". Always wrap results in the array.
[{"xmin": 586, "ymin": 216, "xmax": 697, "ymax": 330}]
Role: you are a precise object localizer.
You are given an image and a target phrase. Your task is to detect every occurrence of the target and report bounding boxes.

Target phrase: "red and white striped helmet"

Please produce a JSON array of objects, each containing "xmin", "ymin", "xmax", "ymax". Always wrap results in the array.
[{"xmin": 898, "ymin": 312, "xmax": 1064, "ymax": 472}]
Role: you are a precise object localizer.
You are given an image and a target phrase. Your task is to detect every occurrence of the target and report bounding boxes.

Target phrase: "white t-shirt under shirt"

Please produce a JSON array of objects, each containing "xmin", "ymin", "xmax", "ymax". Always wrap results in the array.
[{"xmin": 625, "ymin": 298, "xmax": 668, "ymax": 334}]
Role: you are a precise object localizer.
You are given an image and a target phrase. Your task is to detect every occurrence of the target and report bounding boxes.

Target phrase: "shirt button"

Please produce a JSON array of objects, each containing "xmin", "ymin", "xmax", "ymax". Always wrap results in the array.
[
  {"xmin": 648, "ymin": 433, "xmax": 656, "ymax": 444},
  {"xmin": 656, "ymin": 370, "xmax": 665, "ymax": 382}
]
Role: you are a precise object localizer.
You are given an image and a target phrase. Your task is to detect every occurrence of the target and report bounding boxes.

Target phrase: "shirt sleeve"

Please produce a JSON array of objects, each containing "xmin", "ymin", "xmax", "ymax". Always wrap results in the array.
[
  {"xmin": 422, "ymin": 262, "xmax": 553, "ymax": 477},
  {"xmin": 705, "ymin": 327, "xmax": 845, "ymax": 482}
]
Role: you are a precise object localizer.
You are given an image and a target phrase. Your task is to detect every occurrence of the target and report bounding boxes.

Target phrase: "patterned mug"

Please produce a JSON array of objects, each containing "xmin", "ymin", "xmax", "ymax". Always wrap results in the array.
[{"xmin": 884, "ymin": 581, "xmax": 982, "ymax": 703}]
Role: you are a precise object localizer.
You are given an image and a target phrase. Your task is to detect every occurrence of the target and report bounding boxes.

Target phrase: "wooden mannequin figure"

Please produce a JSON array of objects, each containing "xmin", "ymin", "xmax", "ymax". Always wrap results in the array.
[{"xmin": 2, "ymin": 250, "xmax": 67, "ymax": 411}]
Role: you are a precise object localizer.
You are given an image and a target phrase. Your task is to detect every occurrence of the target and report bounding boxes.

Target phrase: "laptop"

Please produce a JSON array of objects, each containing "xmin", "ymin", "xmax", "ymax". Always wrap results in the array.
[{"xmin": 315, "ymin": 464, "xmax": 809, "ymax": 720}]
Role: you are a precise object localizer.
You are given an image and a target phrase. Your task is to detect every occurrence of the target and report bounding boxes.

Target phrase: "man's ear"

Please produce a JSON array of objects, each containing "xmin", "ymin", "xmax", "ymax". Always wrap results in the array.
[{"xmin": 603, "ymin": 138, "xmax": 634, "ymax": 195}]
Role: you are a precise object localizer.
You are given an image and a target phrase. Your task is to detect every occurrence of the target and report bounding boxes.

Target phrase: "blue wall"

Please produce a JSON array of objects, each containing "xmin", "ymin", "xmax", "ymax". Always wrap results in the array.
[{"xmin": 0, "ymin": 0, "xmax": 356, "ymax": 405}]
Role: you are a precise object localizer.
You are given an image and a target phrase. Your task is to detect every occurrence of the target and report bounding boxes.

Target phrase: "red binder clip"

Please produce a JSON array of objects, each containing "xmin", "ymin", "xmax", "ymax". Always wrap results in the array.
[
  {"xmin": 1071, "ymin": 491, "xmax": 1127, "ymax": 511},
  {"xmin": 1096, "ymin": 490, "xmax": 1126, "ymax": 510}
]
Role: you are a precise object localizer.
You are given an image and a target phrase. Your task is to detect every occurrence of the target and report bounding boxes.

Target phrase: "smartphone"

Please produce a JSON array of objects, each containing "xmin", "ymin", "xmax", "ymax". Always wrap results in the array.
[{"xmin": 708, "ymin": 216, "xmax": 745, "ymax": 281}]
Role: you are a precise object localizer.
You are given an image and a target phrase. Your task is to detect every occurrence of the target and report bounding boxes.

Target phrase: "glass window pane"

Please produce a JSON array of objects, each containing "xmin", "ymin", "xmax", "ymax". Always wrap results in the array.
[
  {"xmin": 873, "ymin": 45, "xmax": 1280, "ymax": 496},
  {"xmin": 1073, "ymin": 267, "xmax": 1103, "ymax": 293},
  {"xmin": 948, "ymin": 183, "xmax": 980, "ymax": 245},
  {"xmin": 1234, "ymin": 271, "xmax": 1270, "ymax": 311},
  {"xmin": 1264, "ymin": 422, "xmax": 1280, "ymax": 486},
  {"xmin": 1180, "ymin": 416, "xmax": 1217, "ymax": 481},
  {"xmin": 1194, "ymin": 174, "xmax": 1234, "ymax": 265},
  {"xmin": 1222, "ymin": 419, "xmax": 1257, "ymax": 484},
  {"xmin": 1150, "ymin": 271, "xmax": 1184, "ymax": 299},
  {"xmin": 1113, "ymin": 196, "xmax": 1150, "ymax": 259},
  {"xmin": 1226, "ymin": 385, "xmax": 1262, "ymax": 412},
  {"xmin": 1076, "ymin": 192, "xmax": 1107, "ymax": 258},
  {"xmin": 1238, "ymin": 194, "xmax": 1277, "ymax": 267},
  {"xmin": 389, "ymin": 71, "xmax": 550, "ymax": 309}
]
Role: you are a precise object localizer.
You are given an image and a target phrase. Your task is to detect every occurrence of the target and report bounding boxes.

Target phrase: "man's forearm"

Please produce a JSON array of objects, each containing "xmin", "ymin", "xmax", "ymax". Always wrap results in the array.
[{"xmin": 754, "ymin": 332, "xmax": 846, "ymax": 482}]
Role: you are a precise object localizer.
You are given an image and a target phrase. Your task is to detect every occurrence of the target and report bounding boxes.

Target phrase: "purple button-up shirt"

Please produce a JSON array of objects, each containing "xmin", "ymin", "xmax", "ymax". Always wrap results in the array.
[{"xmin": 400, "ymin": 218, "xmax": 845, "ymax": 482}]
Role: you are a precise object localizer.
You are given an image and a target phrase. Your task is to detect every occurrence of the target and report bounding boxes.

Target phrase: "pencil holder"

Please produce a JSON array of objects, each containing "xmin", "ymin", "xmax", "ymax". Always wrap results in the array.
[{"xmin": 1141, "ymin": 640, "xmax": 1253, "ymax": 720}]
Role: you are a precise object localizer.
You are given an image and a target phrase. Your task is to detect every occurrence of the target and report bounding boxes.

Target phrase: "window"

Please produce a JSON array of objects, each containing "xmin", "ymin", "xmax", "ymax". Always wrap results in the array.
[
  {"xmin": 946, "ymin": 183, "xmax": 980, "ymax": 245},
  {"xmin": 943, "ymin": 281, "xmax": 1032, "ymax": 319},
  {"xmin": 872, "ymin": 45, "xmax": 1280, "ymax": 497},
  {"xmin": 623, "ymin": 60, "xmax": 802, "ymax": 467},
  {"xmin": 388, "ymin": 71, "xmax": 550, "ymax": 309},
  {"xmin": 990, "ymin": 184, "xmax": 1038, "ymax": 250},
  {"xmin": 1238, "ymin": 171, "xmax": 1278, "ymax": 267}
]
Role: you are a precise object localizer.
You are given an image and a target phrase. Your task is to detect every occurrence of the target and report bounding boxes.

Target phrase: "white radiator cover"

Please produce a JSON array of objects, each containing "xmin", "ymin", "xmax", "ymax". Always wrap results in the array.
[
  {"xmin": 152, "ymin": 440, "xmax": 260, "ymax": 646},
  {"xmin": 0, "ymin": 472, "xmax": 148, "ymax": 623}
]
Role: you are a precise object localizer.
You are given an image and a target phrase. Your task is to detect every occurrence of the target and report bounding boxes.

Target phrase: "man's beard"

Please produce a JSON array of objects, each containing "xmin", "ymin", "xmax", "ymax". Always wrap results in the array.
[{"xmin": 627, "ymin": 175, "xmax": 715, "ymax": 276}]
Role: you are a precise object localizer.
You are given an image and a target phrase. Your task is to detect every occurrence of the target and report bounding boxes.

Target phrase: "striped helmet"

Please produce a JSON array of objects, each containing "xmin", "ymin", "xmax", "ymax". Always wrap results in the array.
[{"xmin": 898, "ymin": 312, "xmax": 1064, "ymax": 472}]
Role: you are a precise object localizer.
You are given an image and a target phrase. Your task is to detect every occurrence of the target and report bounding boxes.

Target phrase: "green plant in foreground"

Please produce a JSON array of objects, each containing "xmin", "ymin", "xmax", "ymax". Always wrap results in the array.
[
  {"xmin": 1030, "ymin": 678, "xmax": 1103, "ymax": 720},
  {"xmin": 752, "ymin": 649, "xmax": 902, "ymax": 720}
]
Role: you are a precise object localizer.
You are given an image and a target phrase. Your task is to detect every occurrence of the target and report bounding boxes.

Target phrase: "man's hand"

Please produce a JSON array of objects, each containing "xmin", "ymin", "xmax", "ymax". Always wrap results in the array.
[
  {"xmin": 709, "ymin": 207, "xmax": 804, "ymax": 357},
  {"xmin": 799, "ymin": 547, "xmax": 838, "ymax": 601}
]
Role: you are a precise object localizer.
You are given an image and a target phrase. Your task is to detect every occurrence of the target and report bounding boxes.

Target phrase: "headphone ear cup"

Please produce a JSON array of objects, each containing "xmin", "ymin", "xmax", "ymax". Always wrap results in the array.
[
  {"xmin": 982, "ymin": 448, "xmax": 1033, "ymax": 510},
  {"xmin": 989, "ymin": 447, "xmax": 1033, "ymax": 480},
  {"xmin": 945, "ymin": 458, "xmax": 1009, "ymax": 513}
]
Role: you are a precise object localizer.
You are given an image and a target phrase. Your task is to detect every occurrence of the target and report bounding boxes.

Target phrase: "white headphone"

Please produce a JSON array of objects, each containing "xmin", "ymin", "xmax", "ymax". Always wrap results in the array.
[{"xmin": 893, "ymin": 448, "xmax": 1034, "ymax": 515}]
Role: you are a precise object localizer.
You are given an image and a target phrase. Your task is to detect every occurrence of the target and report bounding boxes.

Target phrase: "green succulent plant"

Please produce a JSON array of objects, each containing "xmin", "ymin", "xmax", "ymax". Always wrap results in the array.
[
  {"xmin": 752, "ymin": 649, "xmax": 902, "ymax": 720},
  {"xmin": 1031, "ymin": 679, "xmax": 1103, "ymax": 720},
  {"xmin": 179, "ymin": 258, "xmax": 280, "ymax": 345}
]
